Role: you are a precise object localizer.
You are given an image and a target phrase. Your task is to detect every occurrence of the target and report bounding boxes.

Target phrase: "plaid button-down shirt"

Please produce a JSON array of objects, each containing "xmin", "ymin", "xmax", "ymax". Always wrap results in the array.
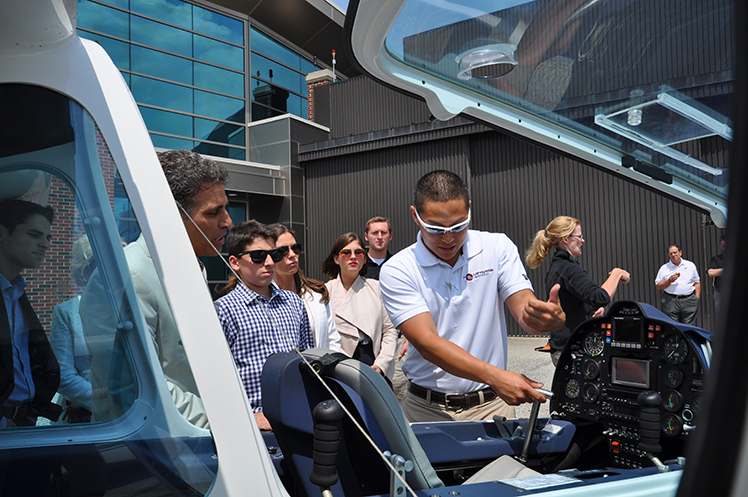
[{"xmin": 216, "ymin": 282, "xmax": 313, "ymax": 412}]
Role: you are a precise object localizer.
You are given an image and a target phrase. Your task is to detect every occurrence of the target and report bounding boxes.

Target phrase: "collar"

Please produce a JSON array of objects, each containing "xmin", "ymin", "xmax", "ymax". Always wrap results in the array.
[
  {"xmin": 553, "ymin": 247, "xmax": 580, "ymax": 265},
  {"xmin": 234, "ymin": 279, "xmax": 284, "ymax": 303},
  {"xmin": 414, "ymin": 230, "xmax": 481, "ymax": 269},
  {"xmin": 0, "ymin": 272, "xmax": 26, "ymax": 299}
]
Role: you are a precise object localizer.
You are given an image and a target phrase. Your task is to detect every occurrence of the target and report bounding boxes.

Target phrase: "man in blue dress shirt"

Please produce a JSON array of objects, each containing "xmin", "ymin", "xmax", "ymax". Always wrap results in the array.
[{"xmin": 0, "ymin": 199, "xmax": 61, "ymax": 427}]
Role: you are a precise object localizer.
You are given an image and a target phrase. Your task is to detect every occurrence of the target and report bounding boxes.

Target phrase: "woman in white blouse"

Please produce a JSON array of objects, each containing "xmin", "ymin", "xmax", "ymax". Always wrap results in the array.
[{"xmin": 268, "ymin": 224, "xmax": 341, "ymax": 352}]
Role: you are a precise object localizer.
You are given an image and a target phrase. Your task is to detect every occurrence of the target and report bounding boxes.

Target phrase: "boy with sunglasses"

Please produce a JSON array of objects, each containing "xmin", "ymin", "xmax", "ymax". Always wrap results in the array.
[
  {"xmin": 380, "ymin": 170, "xmax": 565, "ymax": 423},
  {"xmin": 216, "ymin": 221, "xmax": 313, "ymax": 431}
]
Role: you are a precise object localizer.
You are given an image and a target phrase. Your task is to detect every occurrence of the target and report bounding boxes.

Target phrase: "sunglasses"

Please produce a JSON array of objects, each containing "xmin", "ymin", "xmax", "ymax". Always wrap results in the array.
[
  {"xmin": 339, "ymin": 248, "xmax": 366, "ymax": 258},
  {"xmin": 236, "ymin": 245, "xmax": 289, "ymax": 263},
  {"xmin": 278, "ymin": 243, "xmax": 302, "ymax": 255},
  {"xmin": 414, "ymin": 208, "xmax": 471, "ymax": 236}
]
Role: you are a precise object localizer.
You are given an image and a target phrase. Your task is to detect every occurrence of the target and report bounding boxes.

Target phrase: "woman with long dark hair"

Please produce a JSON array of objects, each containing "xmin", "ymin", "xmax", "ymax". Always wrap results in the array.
[
  {"xmin": 268, "ymin": 224, "xmax": 341, "ymax": 351},
  {"xmin": 321, "ymin": 233, "xmax": 397, "ymax": 378}
]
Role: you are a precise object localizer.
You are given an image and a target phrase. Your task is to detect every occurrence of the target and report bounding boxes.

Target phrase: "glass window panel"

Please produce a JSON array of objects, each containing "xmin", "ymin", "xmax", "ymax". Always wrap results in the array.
[
  {"xmin": 193, "ymin": 142, "xmax": 245, "ymax": 161},
  {"xmin": 251, "ymin": 53, "xmax": 304, "ymax": 95},
  {"xmin": 194, "ymin": 63, "xmax": 244, "ymax": 97},
  {"xmin": 251, "ymin": 102, "xmax": 285, "ymax": 122},
  {"xmin": 195, "ymin": 118, "xmax": 244, "ymax": 145},
  {"xmin": 131, "ymin": 46, "xmax": 192, "ymax": 86},
  {"xmin": 286, "ymin": 93, "xmax": 303, "ymax": 118},
  {"xmin": 300, "ymin": 58, "xmax": 316, "ymax": 75},
  {"xmin": 131, "ymin": 16, "xmax": 192, "ymax": 58},
  {"xmin": 195, "ymin": 90, "xmax": 244, "ymax": 122},
  {"xmin": 194, "ymin": 35, "xmax": 243, "ymax": 71},
  {"xmin": 130, "ymin": 0, "xmax": 191, "ymax": 29},
  {"xmin": 139, "ymin": 106, "xmax": 193, "ymax": 137},
  {"xmin": 96, "ymin": 0, "xmax": 129, "ymax": 8},
  {"xmin": 251, "ymin": 27, "xmax": 303, "ymax": 71},
  {"xmin": 252, "ymin": 79, "xmax": 300, "ymax": 116},
  {"xmin": 131, "ymin": 75, "xmax": 193, "ymax": 113},
  {"xmin": 78, "ymin": 31, "xmax": 131, "ymax": 71},
  {"xmin": 77, "ymin": 0, "xmax": 129, "ymax": 39},
  {"xmin": 150, "ymin": 134, "xmax": 196, "ymax": 151},
  {"xmin": 193, "ymin": 4, "xmax": 244, "ymax": 45}
]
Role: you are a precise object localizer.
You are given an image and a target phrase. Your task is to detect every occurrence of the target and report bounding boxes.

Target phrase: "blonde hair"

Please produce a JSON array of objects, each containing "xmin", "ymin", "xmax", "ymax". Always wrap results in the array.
[
  {"xmin": 71, "ymin": 235, "xmax": 95, "ymax": 287},
  {"xmin": 525, "ymin": 216, "xmax": 580, "ymax": 269}
]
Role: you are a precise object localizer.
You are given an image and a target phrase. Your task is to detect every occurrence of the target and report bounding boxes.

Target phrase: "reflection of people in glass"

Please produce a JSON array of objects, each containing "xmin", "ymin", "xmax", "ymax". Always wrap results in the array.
[
  {"xmin": 0, "ymin": 199, "xmax": 61, "ymax": 427},
  {"xmin": 49, "ymin": 235, "xmax": 94, "ymax": 423}
]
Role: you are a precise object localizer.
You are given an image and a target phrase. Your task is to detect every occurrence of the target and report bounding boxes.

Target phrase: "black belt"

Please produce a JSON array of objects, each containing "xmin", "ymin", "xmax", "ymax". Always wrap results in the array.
[
  {"xmin": 668, "ymin": 292, "xmax": 695, "ymax": 299},
  {"xmin": 408, "ymin": 381, "xmax": 496, "ymax": 409}
]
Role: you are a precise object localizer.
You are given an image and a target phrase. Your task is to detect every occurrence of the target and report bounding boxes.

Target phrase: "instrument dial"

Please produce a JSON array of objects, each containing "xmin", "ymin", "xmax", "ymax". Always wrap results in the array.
[
  {"xmin": 662, "ymin": 414, "xmax": 682, "ymax": 436},
  {"xmin": 584, "ymin": 330, "xmax": 606, "ymax": 356},
  {"xmin": 663, "ymin": 390, "xmax": 683, "ymax": 413},
  {"xmin": 565, "ymin": 379, "xmax": 580, "ymax": 399},
  {"xmin": 663, "ymin": 366, "xmax": 683, "ymax": 388},
  {"xmin": 662, "ymin": 335, "xmax": 688, "ymax": 364},
  {"xmin": 583, "ymin": 359, "xmax": 599, "ymax": 380},
  {"xmin": 583, "ymin": 383, "xmax": 599, "ymax": 403}
]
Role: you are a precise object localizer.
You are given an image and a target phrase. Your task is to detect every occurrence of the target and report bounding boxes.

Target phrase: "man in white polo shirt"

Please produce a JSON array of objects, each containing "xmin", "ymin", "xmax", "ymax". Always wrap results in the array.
[
  {"xmin": 380, "ymin": 170, "xmax": 565, "ymax": 422},
  {"xmin": 655, "ymin": 244, "xmax": 701, "ymax": 324}
]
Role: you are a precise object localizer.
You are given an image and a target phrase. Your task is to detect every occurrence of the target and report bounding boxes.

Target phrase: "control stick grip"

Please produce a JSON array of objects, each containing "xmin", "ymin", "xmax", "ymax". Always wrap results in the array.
[
  {"xmin": 310, "ymin": 399, "xmax": 344, "ymax": 489},
  {"xmin": 638, "ymin": 391, "xmax": 662, "ymax": 453}
]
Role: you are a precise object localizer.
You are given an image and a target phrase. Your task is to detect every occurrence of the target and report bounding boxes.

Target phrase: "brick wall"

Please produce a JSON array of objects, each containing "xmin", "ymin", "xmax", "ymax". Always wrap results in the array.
[{"xmin": 24, "ymin": 129, "xmax": 117, "ymax": 331}]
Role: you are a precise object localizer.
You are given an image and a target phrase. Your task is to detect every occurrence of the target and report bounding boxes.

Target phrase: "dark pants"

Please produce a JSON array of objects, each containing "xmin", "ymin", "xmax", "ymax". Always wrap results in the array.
[{"xmin": 661, "ymin": 293, "xmax": 699, "ymax": 324}]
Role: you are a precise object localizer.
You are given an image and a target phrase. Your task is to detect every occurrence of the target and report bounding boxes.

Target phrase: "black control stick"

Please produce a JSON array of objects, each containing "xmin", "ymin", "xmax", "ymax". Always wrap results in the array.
[
  {"xmin": 637, "ymin": 391, "xmax": 669, "ymax": 471},
  {"xmin": 517, "ymin": 388, "xmax": 554, "ymax": 464},
  {"xmin": 310, "ymin": 399, "xmax": 344, "ymax": 497}
]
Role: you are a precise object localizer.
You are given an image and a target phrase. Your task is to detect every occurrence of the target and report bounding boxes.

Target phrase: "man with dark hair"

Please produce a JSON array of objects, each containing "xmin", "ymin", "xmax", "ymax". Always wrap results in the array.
[
  {"xmin": 364, "ymin": 216, "xmax": 394, "ymax": 280},
  {"xmin": 216, "ymin": 220, "xmax": 313, "ymax": 431},
  {"xmin": 380, "ymin": 170, "xmax": 565, "ymax": 422},
  {"xmin": 656, "ymin": 244, "xmax": 701, "ymax": 324},
  {"xmin": 707, "ymin": 236, "xmax": 726, "ymax": 321},
  {"xmin": 0, "ymin": 199, "xmax": 61, "ymax": 427},
  {"xmin": 81, "ymin": 150, "xmax": 232, "ymax": 427}
]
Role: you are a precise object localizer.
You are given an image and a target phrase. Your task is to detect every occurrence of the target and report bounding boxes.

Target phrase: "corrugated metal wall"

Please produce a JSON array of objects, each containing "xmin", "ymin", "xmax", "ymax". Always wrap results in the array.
[{"xmin": 301, "ymin": 129, "xmax": 726, "ymax": 335}]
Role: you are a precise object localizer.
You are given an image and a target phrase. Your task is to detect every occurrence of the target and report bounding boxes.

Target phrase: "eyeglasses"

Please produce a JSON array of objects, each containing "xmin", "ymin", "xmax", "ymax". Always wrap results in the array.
[
  {"xmin": 236, "ymin": 245, "xmax": 289, "ymax": 263},
  {"xmin": 414, "ymin": 208, "xmax": 471, "ymax": 236},
  {"xmin": 278, "ymin": 243, "xmax": 302, "ymax": 255},
  {"xmin": 339, "ymin": 248, "xmax": 366, "ymax": 258},
  {"xmin": 568, "ymin": 234, "xmax": 584, "ymax": 240}
]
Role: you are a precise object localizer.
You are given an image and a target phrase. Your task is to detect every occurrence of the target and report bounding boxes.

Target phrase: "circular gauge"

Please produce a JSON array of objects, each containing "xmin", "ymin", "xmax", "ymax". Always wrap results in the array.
[
  {"xmin": 582, "ymin": 383, "xmax": 599, "ymax": 403},
  {"xmin": 663, "ymin": 390, "xmax": 683, "ymax": 412},
  {"xmin": 583, "ymin": 359, "xmax": 599, "ymax": 380},
  {"xmin": 663, "ymin": 366, "xmax": 683, "ymax": 388},
  {"xmin": 584, "ymin": 330, "xmax": 606, "ymax": 356},
  {"xmin": 662, "ymin": 335, "xmax": 688, "ymax": 364},
  {"xmin": 565, "ymin": 379, "xmax": 581, "ymax": 399},
  {"xmin": 661, "ymin": 414, "xmax": 682, "ymax": 436}
]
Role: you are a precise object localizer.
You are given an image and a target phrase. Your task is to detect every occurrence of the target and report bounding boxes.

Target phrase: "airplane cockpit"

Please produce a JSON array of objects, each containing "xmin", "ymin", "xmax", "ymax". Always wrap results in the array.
[{"xmin": 261, "ymin": 300, "xmax": 711, "ymax": 496}]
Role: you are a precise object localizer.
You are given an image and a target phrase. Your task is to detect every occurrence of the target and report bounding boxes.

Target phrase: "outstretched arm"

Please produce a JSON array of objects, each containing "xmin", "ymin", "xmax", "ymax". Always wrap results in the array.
[
  {"xmin": 506, "ymin": 286, "xmax": 565, "ymax": 335},
  {"xmin": 398, "ymin": 312, "xmax": 547, "ymax": 406}
]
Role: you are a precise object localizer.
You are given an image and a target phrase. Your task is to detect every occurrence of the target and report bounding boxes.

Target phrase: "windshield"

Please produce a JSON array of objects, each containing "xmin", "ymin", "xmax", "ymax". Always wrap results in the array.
[{"xmin": 365, "ymin": 0, "xmax": 731, "ymax": 225}]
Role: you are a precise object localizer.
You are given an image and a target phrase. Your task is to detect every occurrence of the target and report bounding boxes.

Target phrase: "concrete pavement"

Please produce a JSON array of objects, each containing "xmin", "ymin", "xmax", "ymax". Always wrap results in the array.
[{"xmin": 506, "ymin": 337, "xmax": 556, "ymax": 419}]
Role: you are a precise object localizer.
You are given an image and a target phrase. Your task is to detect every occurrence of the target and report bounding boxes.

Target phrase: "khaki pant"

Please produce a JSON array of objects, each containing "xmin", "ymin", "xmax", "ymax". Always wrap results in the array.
[{"xmin": 400, "ymin": 388, "xmax": 515, "ymax": 423}]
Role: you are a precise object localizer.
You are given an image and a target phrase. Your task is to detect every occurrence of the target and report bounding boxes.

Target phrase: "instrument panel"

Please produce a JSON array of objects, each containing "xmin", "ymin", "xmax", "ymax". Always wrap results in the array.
[{"xmin": 550, "ymin": 301, "xmax": 710, "ymax": 468}]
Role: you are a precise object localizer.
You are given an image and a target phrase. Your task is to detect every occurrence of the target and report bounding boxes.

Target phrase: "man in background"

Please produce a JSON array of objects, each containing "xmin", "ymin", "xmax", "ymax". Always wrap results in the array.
[
  {"xmin": 364, "ymin": 216, "xmax": 394, "ymax": 280},
  {"xmin": 655, "ymin": 244, "xmax": 701, "ymax": 324}
]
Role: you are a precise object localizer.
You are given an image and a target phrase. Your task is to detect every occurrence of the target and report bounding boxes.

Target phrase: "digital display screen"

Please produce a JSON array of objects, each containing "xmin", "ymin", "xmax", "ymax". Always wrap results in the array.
[
  {"xmin": 611, "ymin": 357, "xmax": 650, "ymax": 388},
  {"xmin": 613, "ymin": 316, "xmax": 642, "ymax": 343}
]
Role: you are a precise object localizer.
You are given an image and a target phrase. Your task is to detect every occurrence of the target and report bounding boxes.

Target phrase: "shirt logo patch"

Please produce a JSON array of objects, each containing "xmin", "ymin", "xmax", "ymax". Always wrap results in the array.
[{"xmin": 466, "ymin": 268, "xmax": 494, "ymax": 281}]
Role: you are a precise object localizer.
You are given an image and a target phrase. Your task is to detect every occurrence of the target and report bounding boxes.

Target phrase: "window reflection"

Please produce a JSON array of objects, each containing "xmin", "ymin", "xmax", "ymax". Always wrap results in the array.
[
  {"xmin": 132, "ymin": 16, "xmax": 192, "ymax": 58},
  {"xmin": 95, "ymin": 0, "xmax": 129, "ymax": 9},
  {"xmin": 195, "ymin": 90, "xmax": 245, "ymax": 122},
  {"xmin": 251, "ymin": 27, "xmax": 308, "ymax": 72},
  {"xmin": 195, "ymin": 118, "xmax": 244, "ymax": 145},
  {"xmin": 78, "ymin": 31, "xmax": 131, "ymax": 71},
  {"xmin": 132, "ymin": 46, "xmax": 192, "ymax": 86},
  {"xmin": 77, "ymin": 1, "xmax": 129, "ymax": 39},
  {"xmin": 195, "ymin": 63, "xmax": 244, "ymax": 97},
  {"xmin": 194, "ymin": 4, "xmax": 244, "ymax": 45},
  {"xmin": 131, "ymin": 0, "xmax": 191, "ymax": 29},
  {"xmin": 150, "ymin": 134, "xmax": 196, "ymax": 151},
  {"xmin": 251, "ymin": 52, "xmax": 304, "ymax": 95},
  {"xmin": 194, "ymin": 34, "xmax": 244, "ymax": 71},
  {"xmin": 131, "ymin": 75, "xmax": 193, "ymax": 113},
  {"xmin": 139, "ymin": 107, "xmax": 193, "ymax": 138}
]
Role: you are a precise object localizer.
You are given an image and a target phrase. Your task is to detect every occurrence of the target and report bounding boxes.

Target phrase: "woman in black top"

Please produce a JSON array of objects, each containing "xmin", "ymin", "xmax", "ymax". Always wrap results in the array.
[{"xmin": 526, "ymin": 216, "xmax": 630, "ymax": 365}]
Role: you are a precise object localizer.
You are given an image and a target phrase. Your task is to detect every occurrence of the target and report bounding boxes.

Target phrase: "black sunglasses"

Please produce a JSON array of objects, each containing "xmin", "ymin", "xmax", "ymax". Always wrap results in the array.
[
  {"xmin": 278, "ymin": 243, "xmax": 302, "ymax": 255},
  {"xmin": 236, "ymin": 245, "xmax": 289, "ymax": 263}
]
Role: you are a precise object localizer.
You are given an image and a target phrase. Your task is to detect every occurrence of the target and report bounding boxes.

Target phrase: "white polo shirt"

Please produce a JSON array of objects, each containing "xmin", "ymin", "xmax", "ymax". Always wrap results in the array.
[
  {"xmin": 655, "ymin": 258, "xmax": 700, "ymax": 296},
  {"xmin": 380, "ymin": 230, "xmax": 532, "ymax": 394}
]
